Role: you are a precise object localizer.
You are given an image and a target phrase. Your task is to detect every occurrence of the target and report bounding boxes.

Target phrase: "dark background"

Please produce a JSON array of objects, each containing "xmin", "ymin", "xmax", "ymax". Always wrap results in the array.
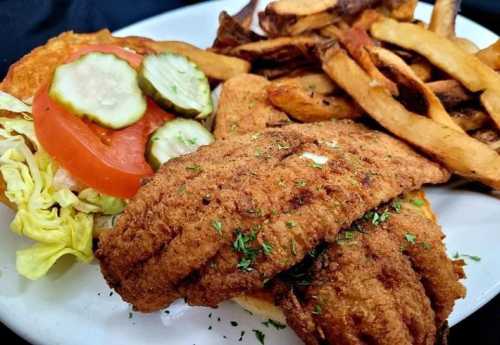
[{"xmin": 0, "ymin": 0, "xmax": 499, "ymax": 344}]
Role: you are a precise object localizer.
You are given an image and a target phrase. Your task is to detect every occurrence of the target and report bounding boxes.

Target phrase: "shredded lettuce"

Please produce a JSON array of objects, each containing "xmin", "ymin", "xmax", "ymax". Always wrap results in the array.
[
  {"xmin": 0, "ymin": 113, "xmax": 124, "ymax": 280},
  {"xmin": 0, "ymin": 91, "xmax": 32, "ymax": 114}
]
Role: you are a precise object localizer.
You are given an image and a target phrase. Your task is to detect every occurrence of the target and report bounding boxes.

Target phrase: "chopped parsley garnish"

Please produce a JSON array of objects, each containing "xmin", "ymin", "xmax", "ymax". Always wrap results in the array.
[
  {"xmin": 238, "ymin": 330, "xmax": 246, "ymax": 342},
  {"xmin": 404, "ymin": 233, "xmax": 417, "ymax": 244},
  {"xmin": 412, "ymin": 198, "xmax": 425, "ymax": 207},
  {"xmin": 255, "ymin": 148, "xmax": 263, "ymax": 157},
  {"xmin": 312, "ymin": 304, "xmax": 322, "ymax": 315},
  {"xmin": 336, "ymin": 230, "xmax": 356, "ymax": 245},
  {"xmin": 453, "ymin": 252, "xmax": 481, "ymax": 262},
  {"xmin": 392, "ymin": 199, "xmax": 402, "ymax": 213},
  {"xmin": 128, "ymin": 312, "xmax": 133, "ymax": 319},
  {"xmin": 262, "ymin": 319, "xmax": 286, "ymax": 330},
  {"xmin": 208, "ymin": 313, "xmax": 212, "ymax": 318},
  {"xmin": 364, "ymin": 209, "xmax": 391, "ymax": 225},
  {"xmin": 208, "ymin": 326, "xmax": 212, "ymax": 330},
  {"xmin": 285, "ymin": 220, "xmax": 297, "ymax": 229},
  {"xmin": 165, "ymin": 310, "xmax": 170, "ymax": 314},
  {"xmin": 262, "ymin": 241, "xmax": 273, "ymax": 255},
  {"xmin": 233, "ymin": 230, "xmax": 259, "ymax": 271},
  {"xmin": 211, "ymin": 219, "xmax": 223, "ymax": 236},
  {"xmin": 186, "ymin": 164, "xmax": 203, "ymax": 173},
  {"xmin": 420, "ymin": 242, "xmax": 432, "ymax": 250},
  {"xmin": 295, "ymin": 179, "xmax": 307, "ymax": 187},
  {"xmin": 244, "ymin": 309, "xmax": 253, "ymax": 315},
  {"xmin": 230, "ymin": 321, "xmax": 238, "ymax": 327},
  {"xmin": 252, "ymin": 329, "xmax": 266, "ymax": 345}
]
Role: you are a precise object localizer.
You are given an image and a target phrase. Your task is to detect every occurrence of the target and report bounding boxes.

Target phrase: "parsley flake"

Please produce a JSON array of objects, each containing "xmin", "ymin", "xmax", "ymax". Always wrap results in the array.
[
  {"xmin": 286, "ymin": 220, "xmax": 297, "ymax": 229},
  {"xmin": 252, "ymin": 329, "xmax": 265, "ymax": 345},
  {"xmin": 212, "ymin": 219, "xmax": 223, "ymax": 236},
  {"xmin": 262, "ymin": 319, "xmax": 286, "ymax": 330},
  {"xmin": 262, "ymin": 241, "xmax": 273, "ymax": 255},
  {"xmin": 453, "ymin": 252, "xmax": 481, "ymax": 262},
  {"xmin": 312, "ymin": 304, "xmax": 322, "ymax": 315},
  {"xmin": 392, "ymin": 199, "xmax": 402, "ymax": 213},
  {"xmin": 230, "ymin": 321, "xmax": 238, "ymax": 327},
  {"xmin": 404, "ymin": 233, "xmax": 417, "ymax": 244},
  {"xmin": 412, "ymin": 198, "xmax": 425, "ymax": 207}
]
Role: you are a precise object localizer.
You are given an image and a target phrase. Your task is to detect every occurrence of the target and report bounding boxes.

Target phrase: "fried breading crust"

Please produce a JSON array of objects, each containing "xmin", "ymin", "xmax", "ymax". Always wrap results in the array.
[
  {"xmin": 97, "ymin": 120, "xmax": 449, "ymax": 312},
  {"xmin": 275, "ymin": 203, "xmax": 465, "ymax": 345}
]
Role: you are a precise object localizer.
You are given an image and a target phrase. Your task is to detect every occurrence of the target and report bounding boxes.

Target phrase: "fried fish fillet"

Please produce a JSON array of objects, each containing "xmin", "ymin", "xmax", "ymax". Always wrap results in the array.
[
  {"xmin": 96, "ymin": 120, "xmax": 450, "ymax": 312},
  {"xmin": 274, "ymin": 197, "xmax": 465, "ymax": 345}
]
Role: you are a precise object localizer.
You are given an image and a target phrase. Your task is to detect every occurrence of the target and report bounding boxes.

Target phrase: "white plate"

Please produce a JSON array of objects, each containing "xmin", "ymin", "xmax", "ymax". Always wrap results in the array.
[{"xmin": 1, "ymin": 1, "xmax": 499, "ymax": 345}]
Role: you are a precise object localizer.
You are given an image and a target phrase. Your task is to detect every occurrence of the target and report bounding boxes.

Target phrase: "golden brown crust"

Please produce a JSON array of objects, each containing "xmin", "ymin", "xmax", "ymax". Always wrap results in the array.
[
  {"xmin": 97, "ymin": 120, "xmax": 449, "ymax": 312},
  {"xmin": 273, "ymin": 196, "xmax": 465, "ymax": 345}
]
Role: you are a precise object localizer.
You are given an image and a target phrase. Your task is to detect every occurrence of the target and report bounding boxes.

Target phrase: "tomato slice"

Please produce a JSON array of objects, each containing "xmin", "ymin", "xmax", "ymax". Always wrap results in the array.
[{"xmin": 33, "ymin": 46, "xmax": 174, "ymax": 198}]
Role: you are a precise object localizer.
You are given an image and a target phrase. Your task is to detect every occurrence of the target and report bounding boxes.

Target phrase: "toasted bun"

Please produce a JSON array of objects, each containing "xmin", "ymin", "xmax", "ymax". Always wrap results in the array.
[{"xmin": 233, "ymin": 190, "xmax": 435, "ymax": 321}]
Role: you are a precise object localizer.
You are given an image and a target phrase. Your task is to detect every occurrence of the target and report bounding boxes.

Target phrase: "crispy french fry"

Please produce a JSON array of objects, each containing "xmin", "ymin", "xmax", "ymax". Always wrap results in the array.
[
  {"xmin": 267, "ymin": 79, "xmax": 362, "ymax": 122},
  {"xmin": 452, "ymin": 37, "xmax": 480, "ymax": 54},
  {"xmin": 367, "ymin": 46, "xmax": 464, "ymax": 132},
  {"xmin": 386, "ymin": 0, "xmax": 418, "ymax": 21},
  {"xmin": 267, "ymin": 0, "xmax": 337, "ymax": 16},
  {"xmin": 121, "ymin": 38, "xmax": 251, "ymax": 81},
  {"xmin": 451, "ymin": 108, "xmax": 489, "ymax": 131},
  {"xmin": 410, "ymin": 62, "xmax": 433, "ymax": 82},
  {"xmin": 233, "ymin": 0, "xmax": 259, "ymax": 29},
  {"xmin": 322, "ymin": 25, "xmax": 399, "ymax": 95},
  {"xmin": 427, "ymin": 80, "xmax": 472, "ymax": 108},
  {"xmin": 429, "ymin": 0, "xmax": 460, "ymax": 37},
  {"xmin": 211, "ymin": 12, "xmax": 263, "ymax": 52},
  {"xmin": 230, "ymin": 35, "xmax": 322, "ymax": 62},
  {"xmin": 322, "ymin": 49, "xmax": 500, "ymax": 189},
  {"xmin": 371, "ymin": 18, "xmax": 500, "ymax": 129},
  {"xmin": 276, "ymin": 72, "xmax": 337, "ymax": 94},
  {"xmin": 477, "ymin": 40, "xmax": 500, "ymax": 70},
  {"xmin": 471, "ymin": 128, "xmax": 500, "ymax": 152},
  {"xmin": 287, "ymin": 12, "xmax": 340, "ymax": 36}
]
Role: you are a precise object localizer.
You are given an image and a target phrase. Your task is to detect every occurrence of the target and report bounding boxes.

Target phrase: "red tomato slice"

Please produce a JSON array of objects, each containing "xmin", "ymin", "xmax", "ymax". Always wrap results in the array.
[{"xmin": 33, "ymin": 46, "xmax": 173, "ymax": 198}]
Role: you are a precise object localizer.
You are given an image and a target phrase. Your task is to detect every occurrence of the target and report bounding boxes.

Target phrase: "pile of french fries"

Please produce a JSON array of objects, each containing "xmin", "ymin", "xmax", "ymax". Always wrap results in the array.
[{"xmin": 208, "ymin": 0, "xmax": 500, "ymax": 190}]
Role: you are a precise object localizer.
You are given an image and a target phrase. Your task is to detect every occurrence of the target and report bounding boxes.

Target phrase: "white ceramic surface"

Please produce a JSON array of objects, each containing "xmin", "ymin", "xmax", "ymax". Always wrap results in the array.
[{"xmin": 1, "ymin": 1, "xmax": 499, "ymax": 345}]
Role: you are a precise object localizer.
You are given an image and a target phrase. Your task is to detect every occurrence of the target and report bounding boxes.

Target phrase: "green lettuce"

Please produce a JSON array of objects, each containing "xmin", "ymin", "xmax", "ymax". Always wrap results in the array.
[{"xmin": 0, "ymin": 115, "xmax": 124, "ymax": 280}]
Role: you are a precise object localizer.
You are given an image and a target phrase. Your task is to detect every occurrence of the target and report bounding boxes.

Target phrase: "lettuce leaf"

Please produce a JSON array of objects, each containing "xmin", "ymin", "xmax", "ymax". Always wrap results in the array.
[
  {"xmin": 0, "ymin": 114, "xmax": 124, "ymax": 279},
  {"xmin": 0, "ymin": 91, "xmax": 32, "ymax": 114}
]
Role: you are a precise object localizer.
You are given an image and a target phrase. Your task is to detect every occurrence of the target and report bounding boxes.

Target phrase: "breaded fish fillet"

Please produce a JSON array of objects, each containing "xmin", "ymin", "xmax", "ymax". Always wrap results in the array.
[
  {"xmin": 274, "ymin": 199, "xmax": 465, "ymax": 345},
  {"xmin": 96, "ymin": 120, "xmax": 450, "ymax": 312}
]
